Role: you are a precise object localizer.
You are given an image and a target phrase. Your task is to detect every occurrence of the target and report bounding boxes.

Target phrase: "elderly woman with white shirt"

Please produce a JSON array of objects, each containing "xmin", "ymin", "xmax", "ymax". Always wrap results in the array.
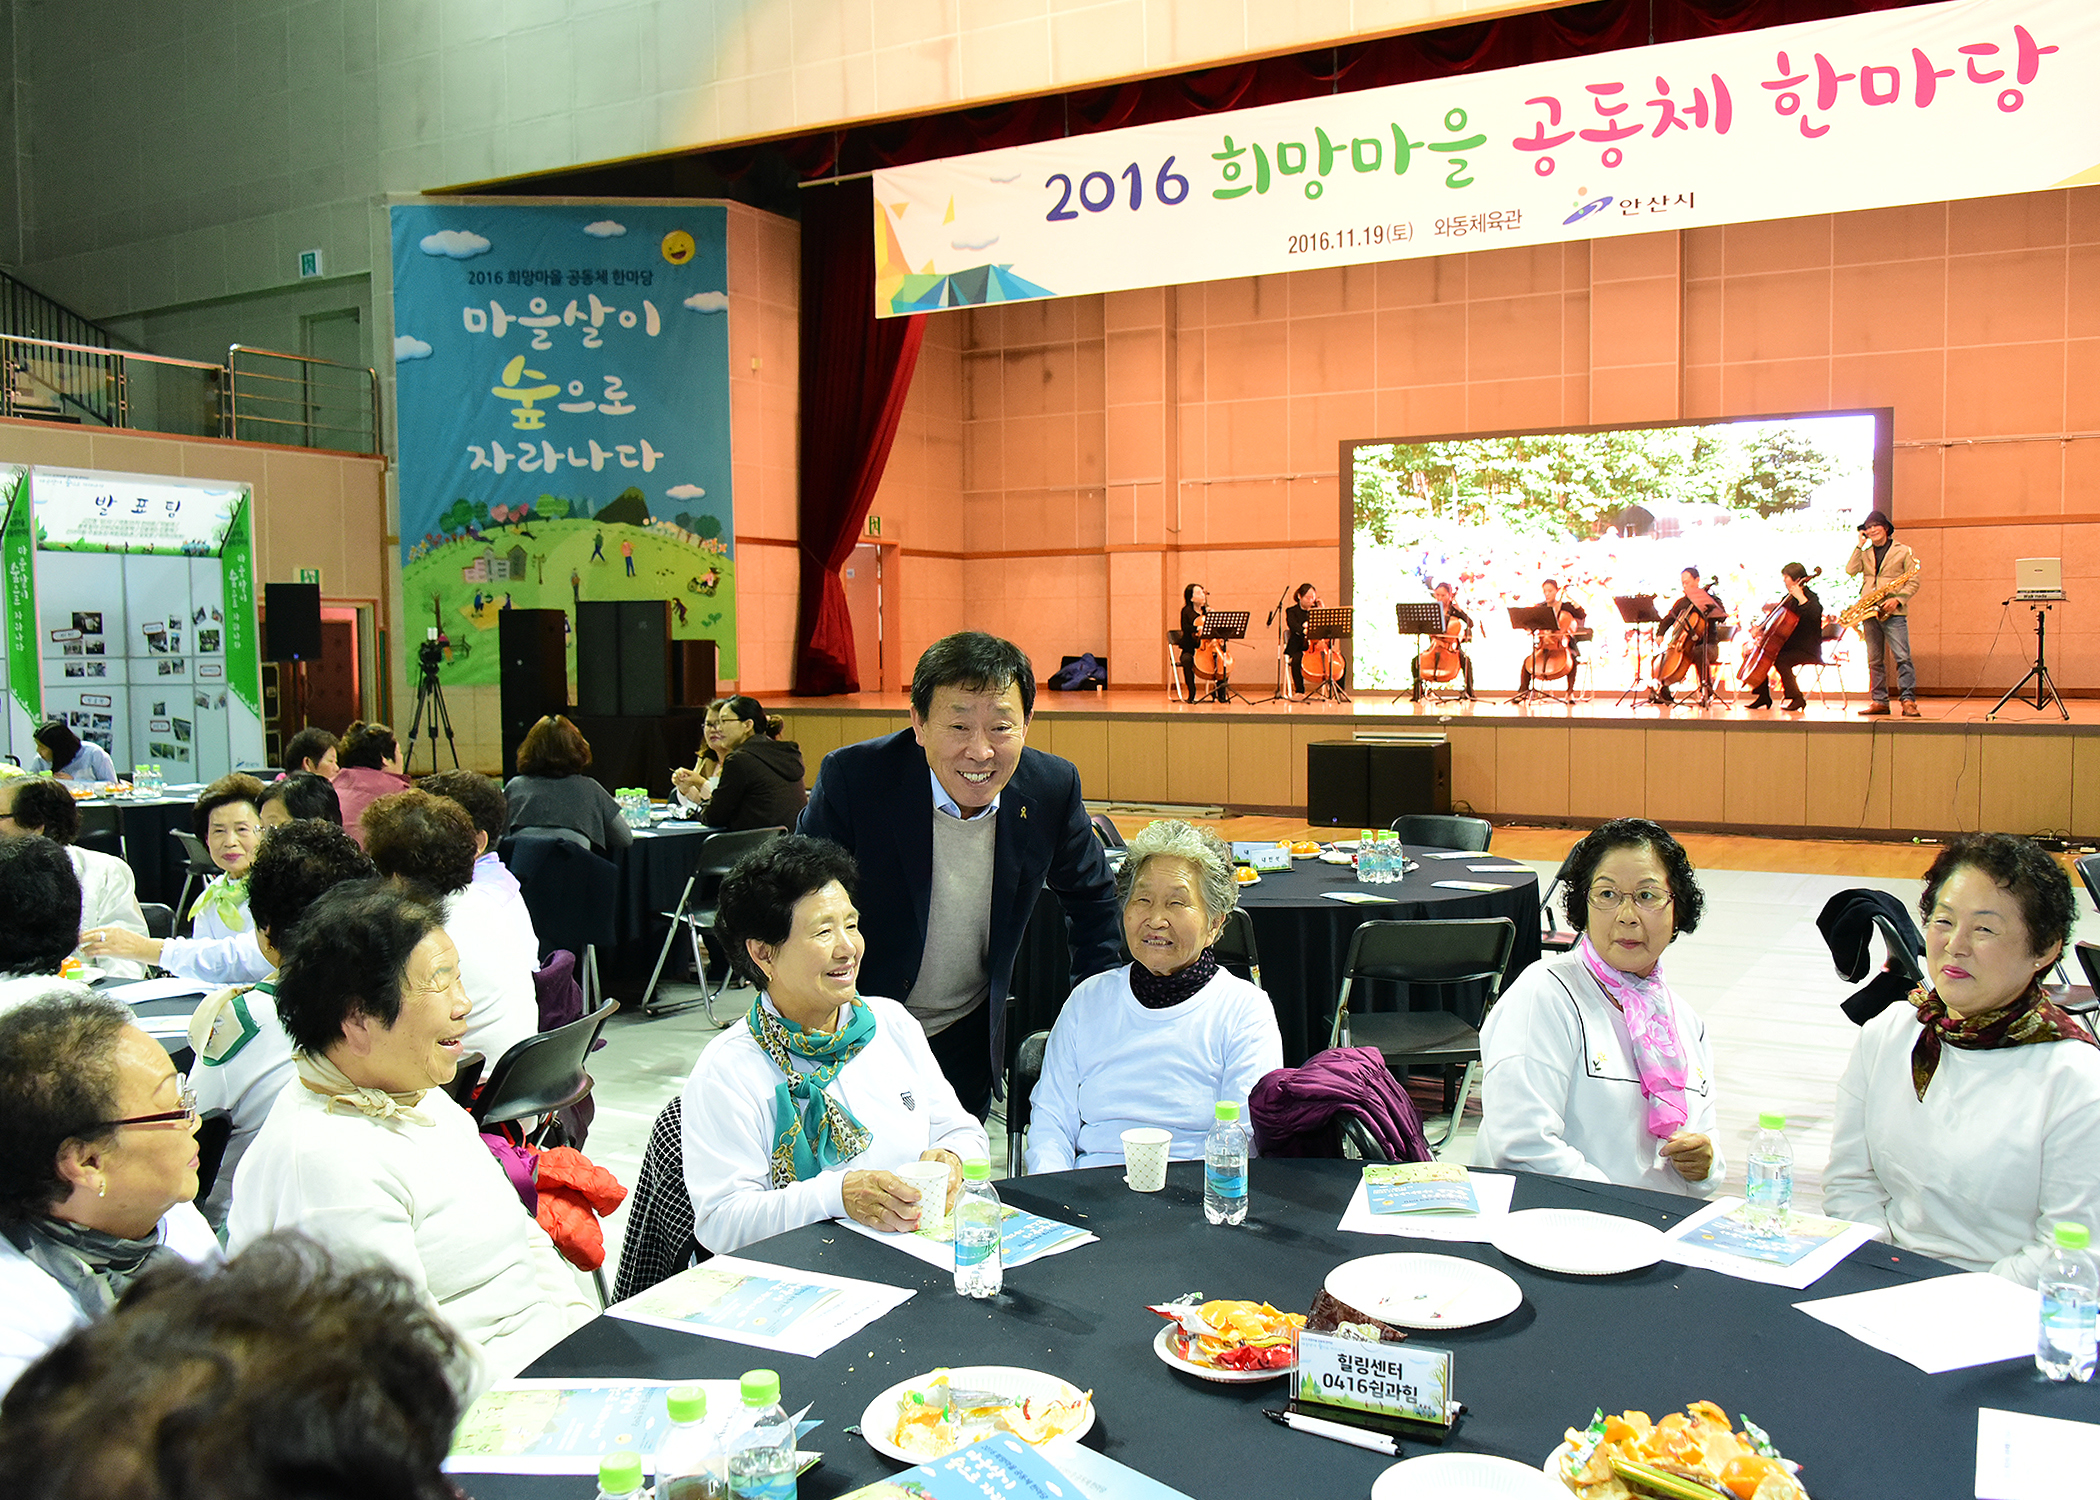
[
  {"xmin": 1026, "ymin": 820, "xmax": 1282, "ymax": 1173},
  {"xmin": 0, "ymin": 776, "xmax": 151, "ymax": 981},
  {"xmin": 1825, "ymin": 833, "xmax": 2100, "ymax": 1286},
  {"xmin": 1476, "ymin": 818, "xmax": 1724, "ymax": 1197},
  {"xmin": 682, "ymin": 835, "xmax": 988, "ymax": 1255},
  {"xmin": 227, "ymin": 883, "xmax": 593, "ymax": 1393}
]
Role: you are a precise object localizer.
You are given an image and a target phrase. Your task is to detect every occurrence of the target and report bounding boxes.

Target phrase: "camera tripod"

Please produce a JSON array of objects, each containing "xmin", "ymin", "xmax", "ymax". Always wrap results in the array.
[
  {"xmin": 1986, "ymin": 598, "xmax": 2068, "ymax": 721},
  {"xmin": 405, "ymin": 636, "xmax": 461, "ymax": 773}
]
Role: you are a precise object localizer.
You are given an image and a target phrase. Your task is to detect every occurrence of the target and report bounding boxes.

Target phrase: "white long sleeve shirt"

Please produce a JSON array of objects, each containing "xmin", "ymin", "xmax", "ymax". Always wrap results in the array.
[
  {"xmin": 228, "ymin": 1077, "xmax": 594, "ymax": 1396},
  {"xmin": 444, "ymin": 884, "xmax": 541, "ymax": 1070},
  {"xmin": 1824, "ymin": 1001, "xmax": 2100, "ymax": 1286},
  {"xmin": 682, "ymin": 995, "xmax": 987, "ymax": 1255},
  {"xmin": 0, "ymin": 1202, "xmax": 219, "ymax": 1397},
  {"xmin": 1025, "ymin": 964, "xmax": 1283, "ymax": 1173},
  {"xmin": 157, "ymin": 875, "xmax": 272, "ymax": 986},
  {"xmin": 1475, "ymin": 954, "xmax": 1725, "ymax": 1197},
  {"xmin": 188, "ymin": 980, "xmax": 296, "ymax": 1230},
  {"xmin": 68, "ymin": 846, "xmax": 150, "ymax": 980}
]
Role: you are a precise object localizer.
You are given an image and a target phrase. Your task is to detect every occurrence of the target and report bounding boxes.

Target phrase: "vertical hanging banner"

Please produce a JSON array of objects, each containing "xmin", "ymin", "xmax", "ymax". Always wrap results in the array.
[
  {"xmin": 872, "ymin": 0, "xmax": 2099, "ymax": 315},
  {"xmin": 389, "ymin": 203, "xmax": 736, "ymax": 684}
]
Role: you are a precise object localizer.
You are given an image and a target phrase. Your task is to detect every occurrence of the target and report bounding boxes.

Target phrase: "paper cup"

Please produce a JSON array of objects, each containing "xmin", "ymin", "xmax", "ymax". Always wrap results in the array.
[
  {"xmin": 893, "ymin": 1159, "xmax": 954, "ymax": 1237},
  {"xmin": 1121, "ymin": 1127, "xmax": 1173, "ymax": 1192}
]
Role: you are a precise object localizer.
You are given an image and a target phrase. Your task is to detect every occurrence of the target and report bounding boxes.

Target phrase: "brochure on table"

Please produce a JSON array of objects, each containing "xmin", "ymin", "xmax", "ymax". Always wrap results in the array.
[
  {"xmin": 837, "ymin": 1431, "xmax": 1191, "ymax": 1500},
  {"xmin": 1, "ymin": 466, "xmax": 264, "ymax": 779},
  {"xmin": 1794, "ymin": 1272, "xmax": 2038, "ymax": 1375},
  {"xmin": 446, "ymin": 1378, "xmax": 824, "ymax": 1477},
  {"xmin": 1338, "ymin": 1169, "xmax": 1516, "ymax": 1243},
  {"xmin": 605, "ymin": 1254, "xmax": 915, "ymax": 1358},
  {"xmin": 841, "ymin": 1204, "xmax": 1097, "ymax": 1271},
  {"xmin": 1660, "ymin": 1197, "xmax": 1876, "ymax": 1290},
  {"xmin": 1976, "ymin": 1408, "xmax": 2100, "ymax": 1500}
]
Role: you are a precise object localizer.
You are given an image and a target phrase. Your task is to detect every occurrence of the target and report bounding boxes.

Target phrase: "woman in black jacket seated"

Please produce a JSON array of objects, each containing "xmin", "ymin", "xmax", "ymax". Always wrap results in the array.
[{"xmin": 672, "ymin": 697, "xmax": 806, "ymax": 831}]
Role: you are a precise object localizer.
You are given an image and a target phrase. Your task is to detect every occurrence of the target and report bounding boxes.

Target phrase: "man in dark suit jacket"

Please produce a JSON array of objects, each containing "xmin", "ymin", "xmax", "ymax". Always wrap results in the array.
[{"xmin": 799, "ymin": 632, "xmax": 1120, "ymax": 1117}]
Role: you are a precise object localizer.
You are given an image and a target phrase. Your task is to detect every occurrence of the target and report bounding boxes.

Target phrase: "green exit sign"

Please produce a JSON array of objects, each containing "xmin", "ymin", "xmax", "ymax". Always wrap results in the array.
[{"xmin": 297, "ymin": 568, "xmax": 321, "ymax": 586}]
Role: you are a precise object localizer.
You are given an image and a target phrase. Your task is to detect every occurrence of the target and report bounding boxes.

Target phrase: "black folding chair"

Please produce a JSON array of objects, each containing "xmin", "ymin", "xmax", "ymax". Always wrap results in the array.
[
  {"xmin": 1090, "ymin": 813, "xmax": 1125, "ymax": 848},
  {"xmin": 167, "ymin": 829, "xmax": 218, "ymax": 933},
  {"xmin": 139, "ymin": 903, "xmax": 175, "ymax": 940},
  {"xmin": 1873, "ymin": 911, "xmax": 1925, "ymax": 986},
  {"xmin": 2076, "ymin": 854, "xmax": 2100, "ymax": 914},
  {"xmin": 1213, "ymin": 907, "xmax": 1261, "ymax": 989},
  {"xmin": 506, "ymin": 835, "xmax": 620, "ymax": 1012},
  {"xmin": 192, "ymin": 1109, "xmax": 233, "ymax": 1205},
  {"xmin": 1328, "ymin": 917, "xmax": 1517, "ymax": 1151},
  {"xmin": 641, "ymin": 826, "xmax": 787, "ymax": 1022},
  {"xmin": 1005, "ymin": 1028, "xmax": 1052, "ymax": 1178},
  {"xmin": 1391, "ymin": 813, "xmax": 1491, "ymax": 852},
  {"xmin": 1537, "ymin": 842, "xmax": 1581, "ymax": 953},
  {"xmin": 471, "ymin": 995, "xmax": 620, "ymax": 1146}
]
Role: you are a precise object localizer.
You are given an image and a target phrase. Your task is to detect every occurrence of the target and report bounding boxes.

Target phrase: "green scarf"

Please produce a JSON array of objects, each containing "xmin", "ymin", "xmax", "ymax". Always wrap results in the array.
[
  {"xmin": 746, "ymin": 997, "xmax": 876, "ymax": 1189},
  {"xmin": 188, "ymin": 874, "xmax": 250, "ymax": 932}
]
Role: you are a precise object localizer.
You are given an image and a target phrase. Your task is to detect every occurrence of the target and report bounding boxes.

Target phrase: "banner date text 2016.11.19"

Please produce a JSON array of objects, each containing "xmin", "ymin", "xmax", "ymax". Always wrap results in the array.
[{"xmin": 1287, "ymin": 224, "xmax": 1414, "ymax": 255}]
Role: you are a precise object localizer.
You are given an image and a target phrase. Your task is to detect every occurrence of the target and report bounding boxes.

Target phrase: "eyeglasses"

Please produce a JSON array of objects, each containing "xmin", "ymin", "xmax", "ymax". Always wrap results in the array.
[
  {"xmin": 1589, "ymin": 887, "xmax": 1672, "ymax": 912},
  {"xmin": 95, "ymin": 1075, "xmax": 199, "ymax": 1130}
]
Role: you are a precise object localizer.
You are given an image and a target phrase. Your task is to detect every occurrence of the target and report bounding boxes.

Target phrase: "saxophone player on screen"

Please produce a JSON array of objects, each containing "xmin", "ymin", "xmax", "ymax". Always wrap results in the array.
[{"xmin": 1842, "ymin": 508, "xmax": 1923, "ymax": 717}]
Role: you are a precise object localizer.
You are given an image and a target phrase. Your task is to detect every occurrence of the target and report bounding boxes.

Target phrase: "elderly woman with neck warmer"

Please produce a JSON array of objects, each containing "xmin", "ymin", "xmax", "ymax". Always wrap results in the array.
[
  {"xmin": 226, "ymin": 882, "xmax": 593, "ymax": 1394},
  {"xmin": 1475, "ymin": 818, "xmax": 1724, "ymax": 1196},
  {"xmin": 681, "ymin": 835, "xmax": 987, "ymax": 1256},
  {"xmin": 1026, "ymin": 820, "xmax": 1282, "ymax": 1172}
]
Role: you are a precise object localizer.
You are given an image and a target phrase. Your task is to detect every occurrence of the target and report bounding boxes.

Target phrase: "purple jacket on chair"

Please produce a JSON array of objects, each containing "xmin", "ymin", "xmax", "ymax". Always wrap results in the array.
[{"xmin": 1249, "ymin": 1047, "xmax": 1432, "ymax": 1164}]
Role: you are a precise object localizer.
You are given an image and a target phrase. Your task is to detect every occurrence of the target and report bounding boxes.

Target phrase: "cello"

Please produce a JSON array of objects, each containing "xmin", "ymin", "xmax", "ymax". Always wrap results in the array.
[
  {"xmin": 1304, "ymin": 634, "xmax": 1346, "ymax": 688},
  {"xmin": 1525, "ymin": 603, "xmax": 1575, "ymax": 683},
  {"xmin": 1416, "ymin": 621, "xmax": 1470, "ymax": 684},
  {"xmin": 1655, "ymin": 578, "xmax": 1724, "ymax": 687},
  {"xmin": 1191, "ymin": 604, "xmax": 1232, "ymax": 690},
  {"xmin": 1738, "ymin": 566, "xmax": 1823, "ymax": 688}
]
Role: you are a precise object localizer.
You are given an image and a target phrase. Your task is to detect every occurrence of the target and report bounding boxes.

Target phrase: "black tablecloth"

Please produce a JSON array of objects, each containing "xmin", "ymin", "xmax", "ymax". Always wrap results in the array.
[
  {"xmin": 79, "ymin": 794, "xmax": 198, "ymax": 909},
  {"xmin": 479, "ymin": 1160, "xmax": 2088, "ymax": 1500},
  {"xmin": 1011, "ymin": 852, "xmax": 1544, "ymax": 1066}
]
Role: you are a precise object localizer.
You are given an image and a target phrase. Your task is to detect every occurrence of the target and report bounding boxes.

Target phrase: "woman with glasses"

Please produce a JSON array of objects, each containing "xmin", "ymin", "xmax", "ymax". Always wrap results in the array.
[
  {"xmin": 671, "ymin": 697, "xmax": 806, "ymax": 831},
  {"xmin": 0, "ymin": 990, "xmax": 219, "ymax": 1395},
  {"xmin": 81, "ymin": 774, "xmax": 274, "ymax": 986},
  {"xmin": 1475, "ymin": 818, "xmax": 1725, "ymax": 1196}
]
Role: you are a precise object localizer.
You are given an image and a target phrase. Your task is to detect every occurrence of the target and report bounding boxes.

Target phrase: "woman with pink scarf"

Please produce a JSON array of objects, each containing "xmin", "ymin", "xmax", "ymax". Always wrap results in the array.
[{"xmin": 1475, "ymin": 819, "xmax": 1724, "ymax": 1196}]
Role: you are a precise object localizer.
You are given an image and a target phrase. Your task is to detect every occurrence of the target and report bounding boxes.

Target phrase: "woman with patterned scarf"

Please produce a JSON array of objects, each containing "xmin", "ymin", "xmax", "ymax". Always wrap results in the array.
[
  {"xmin": 1826, "ymin": 834, "xmax": 2100, "ymax": 1286},
  {"xmin": 81, "ymin": 773, "xmax": 273, "ymax": 985},
  {"xmin": 1026, "ymin": 820, "xmax": 1282, "ymax": 1172},
  {"xmin": 682, "ymin": 835, "xmax": 987, "ymax": 1256},
  {"xmin": 0, "ymin": 990, "xmax": 219, "ymax": 1395},
  {"xmin": 227, "ymin": 882, "xmax": 593, "ymax": 1397},
  {"xmin": 1476, "ymin": 818, "xmax": 1726, "ymax": 1196}
]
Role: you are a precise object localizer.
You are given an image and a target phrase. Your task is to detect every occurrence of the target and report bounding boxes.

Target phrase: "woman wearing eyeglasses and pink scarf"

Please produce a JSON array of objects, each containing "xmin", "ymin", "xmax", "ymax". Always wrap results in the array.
[{"xmin": 1476, "ymin": 818, "xmax": 1724, "ymax": 1197}]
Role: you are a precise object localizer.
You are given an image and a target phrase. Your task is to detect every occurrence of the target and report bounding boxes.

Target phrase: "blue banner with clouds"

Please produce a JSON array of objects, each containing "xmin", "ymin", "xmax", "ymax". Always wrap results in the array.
[{"xmin": 389, "ymin": 202, "xmax": 736, "ymax": 683}]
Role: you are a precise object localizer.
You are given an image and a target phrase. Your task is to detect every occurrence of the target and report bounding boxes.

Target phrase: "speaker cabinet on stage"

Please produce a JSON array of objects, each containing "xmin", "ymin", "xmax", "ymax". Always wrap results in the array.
[
  {"xmin": 498, "ymin": 609, "xmax": 569, "ymax": 777},
  {"xmin": 575, "ymin": 600, "xmax": 675, "ymax": 717},
  {"xmin": 1306, "ymin": 738, "xmax": 1452, "ymax": 827},
  {"xmin": 673, "ymin": 639, "xmax": 717, "ymax": 708},
  {"xmin": 263, "ymin": 583, "xmax": 322, "ymax": 662}
]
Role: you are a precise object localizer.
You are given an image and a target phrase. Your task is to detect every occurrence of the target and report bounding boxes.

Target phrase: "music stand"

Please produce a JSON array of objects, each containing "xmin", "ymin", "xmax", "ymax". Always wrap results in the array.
[
  {"xmin": 1506, "ymin": 604, "xmax": 1561, "ymax": 703},
  {"xmin": 1199, "ymin": 610, "xmax": 1253, "ymax": 704},
  {"xmin": 1613, "ymin": 594, "xmax": 1662, "ymax": 707},
  {"xmin": 1988, "ymin": 596, "xmax": 2069, "ymax": 721},
  {"xmin": 1303, "ymin": 606, "xmax": 1353, "ymax": 703},
  {"xmin": 1393, "ymin": 601, "xmax": 1450, "ymax": 705}
]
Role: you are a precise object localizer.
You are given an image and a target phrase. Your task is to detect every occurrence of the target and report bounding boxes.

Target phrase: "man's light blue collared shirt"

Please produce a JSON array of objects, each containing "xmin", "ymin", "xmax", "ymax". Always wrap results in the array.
[{"xmin": 928, "ymin": 766, "xmax": 1001, "ymax": 820}]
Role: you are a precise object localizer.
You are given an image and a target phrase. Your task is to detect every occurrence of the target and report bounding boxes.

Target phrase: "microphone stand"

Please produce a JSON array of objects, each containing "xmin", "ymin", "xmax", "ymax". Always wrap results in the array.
[{"xmin": 1248, "ymin": 585, "xmax": 1295, "ymax": 705}]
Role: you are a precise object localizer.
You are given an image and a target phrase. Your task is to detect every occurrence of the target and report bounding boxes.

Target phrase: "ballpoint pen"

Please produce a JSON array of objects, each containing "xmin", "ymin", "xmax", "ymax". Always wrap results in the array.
[{"xmin": 1262, "ymin": 1408, "xmax": 1400, "ymax": 1456}]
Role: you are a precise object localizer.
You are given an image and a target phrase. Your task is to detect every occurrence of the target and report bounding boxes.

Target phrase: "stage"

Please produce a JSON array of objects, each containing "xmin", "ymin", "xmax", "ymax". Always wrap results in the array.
[{"xmin": 768, "ymin": 685, "xmax": 2097, "ymax": 842}]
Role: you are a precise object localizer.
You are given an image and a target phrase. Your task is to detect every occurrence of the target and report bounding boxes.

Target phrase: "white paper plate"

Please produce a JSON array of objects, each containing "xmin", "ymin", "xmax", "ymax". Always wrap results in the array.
[
  {"xmin": 1323, "ymin": 1253, "xmax": 1523, "ymax": 1331},
  {"xmin": 1490, "ymin": 1209, "xmax": 1666, "ymax": 1277},
  {"xmin": 1319, "ymin": 852, "xmax": 1356, "ymax": 865},
  {"xmin": 1373, "ymin": 1452, "xmax": 1568, "ymax": 1499},
  {"xmin": 1151, "ymin": 1321, "xmax": 1290, "ymax": 1384},
  {"xmin": 1542, "ymin": 1442, "xmax": 1575, "ymax": 1481},
  {"xmin": 860, "ymin": 1365, "xmax": 1093, "ymax": 1464}
]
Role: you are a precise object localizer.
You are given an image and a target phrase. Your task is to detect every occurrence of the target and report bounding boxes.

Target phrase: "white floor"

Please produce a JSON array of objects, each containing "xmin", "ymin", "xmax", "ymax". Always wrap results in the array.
[{"xmin": 581, "ymin": 863, "xmax": 2100, "ymax": 1287}]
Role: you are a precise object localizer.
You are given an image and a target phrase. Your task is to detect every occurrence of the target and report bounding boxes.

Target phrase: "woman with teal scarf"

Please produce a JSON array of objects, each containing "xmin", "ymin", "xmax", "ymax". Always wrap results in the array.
[
  {"xmin": 681, "ymin": 836, "xmax": 988, "ymax": 1256},
  {"xmin": 83, "ymin": 774, "xmax": 272, "ymax": 986}
]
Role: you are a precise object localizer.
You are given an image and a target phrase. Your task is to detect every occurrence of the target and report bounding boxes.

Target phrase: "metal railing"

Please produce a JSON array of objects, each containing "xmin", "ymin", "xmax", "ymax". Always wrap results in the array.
[
  {"xmin": 0, "ymin": 269, "xmax": 133, "ymax": 354},
  {"xmin": 226, "ymin": 345, "xmax": 381, "ymax": 455},
  {"xmin": 0, "ymin": 332, "xmax": 379, "ymax": 455}
]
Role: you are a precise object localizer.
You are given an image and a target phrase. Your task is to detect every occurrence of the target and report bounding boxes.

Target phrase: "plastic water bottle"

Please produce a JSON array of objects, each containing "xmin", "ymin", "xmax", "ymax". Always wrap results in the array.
[
  {"xmin": 953, "ymin": 1159, "xmax": 1004, "ymax": 1298},
  {"xmin": 1205, "ymin": 1101, "xmax": 1250, "ymax": 1225},
  {"xmin": 1375, "ymin": 829, "xmax": 1403, "ymax": 884},
  {"xmin": 657, "ymin": 1384, "xmax": 726, "ymax": 1500},
  {"xmin": 595, "ymin": 1449, "xmax": 645, "ymax": 1500},
  {"xmin": 1355, "ymin": 830, "xmax": 1377, "ymax": 883},
  {"xmin": 727, "ymin": 1369, "xmax": 797, "ymax": 1500},
  {"xmin": 1743, "ymin": 1112, "xmax": 1793, "ymax": 1234},
  {"xmin": 2038, "ymin": 1222, "xmax": 2098, "ymax": 1382}
]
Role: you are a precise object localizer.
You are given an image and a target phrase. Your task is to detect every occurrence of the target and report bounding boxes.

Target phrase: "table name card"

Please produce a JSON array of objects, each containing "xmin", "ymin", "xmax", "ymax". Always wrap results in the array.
[{"xmin": 1291, "ymin": 1330, "xmax": 1455, "ymax": 1439}]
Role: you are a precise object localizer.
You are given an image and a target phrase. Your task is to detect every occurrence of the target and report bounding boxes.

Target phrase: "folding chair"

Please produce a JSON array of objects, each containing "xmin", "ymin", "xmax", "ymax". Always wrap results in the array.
[
  {"xmin": 507, "ymin": 835, "xmax": 620, "ymax": 1012},
  {"xmin": 167, "ymin": 829, "xmax": 219, "ymax": 933},
  {"xmin": 1166, "ymin": 630, "xmax": 1188, "ymax": 703},
  {"xmin": 1090, "ymin": 812, "xmax": 1125, "ymax": 848},
  {"xmin": 1329, "ymin": 917, "xmax": 1517, "ymax": 1151},
  {"xmin": 1537, "ymin": 842, "xmax": 1581, "ymax": 953},
  {"xmin": 471, "ymin": 995, "xmax": 620, "ymax": 1147},
  {"xmin": 2076, "ymin": 854, "xmax": 2100, "ymax": 914},
  {"xmin": 1005, "ymin": 1028, "xmax": 1052, "ymax": 1178},
  {"xmin": 140, "ymin": 902, "xmax": 175, "ymax": 940},
  {"xmin": 1213, "ymin": 907, "xmax": 1261, "ymax": 990},
  {"xmin": 1390, "ymin": 813, "xmax": 1491, "ymax": 852},
  {"xmin": 641, "ymin": 826, "xmax": 786, "ymax": 1021}
]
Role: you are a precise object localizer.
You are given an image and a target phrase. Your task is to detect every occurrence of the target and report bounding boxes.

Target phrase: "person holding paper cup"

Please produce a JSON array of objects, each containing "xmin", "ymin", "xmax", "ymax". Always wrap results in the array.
[
  {"xmin": 1025, "ymin": 821, "xmax": 1283, "ymax": 1175},
  {"xmin": 681, "ymin": 835, "xmax": 988, "ymax": 1255},
  {"xmin": 1824, "ymin": 834, "xmax": 2100, "ymax": 1286},
  {"xmin": 1475, "ymin": 818, "xmax": 1725, "ymax": 1197}
]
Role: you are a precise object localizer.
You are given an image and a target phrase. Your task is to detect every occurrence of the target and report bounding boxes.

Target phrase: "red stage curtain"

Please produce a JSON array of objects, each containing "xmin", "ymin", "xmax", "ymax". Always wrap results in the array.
[{"xmin": 792, "ymin": 178, "xmax": 925, "ymax": 696}]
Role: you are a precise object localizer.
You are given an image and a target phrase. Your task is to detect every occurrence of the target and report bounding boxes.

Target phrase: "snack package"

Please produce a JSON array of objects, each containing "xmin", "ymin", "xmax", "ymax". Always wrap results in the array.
[{"xmin": 1558, "ymin": 1402, "xmax": 1808, "ymax": 1500}]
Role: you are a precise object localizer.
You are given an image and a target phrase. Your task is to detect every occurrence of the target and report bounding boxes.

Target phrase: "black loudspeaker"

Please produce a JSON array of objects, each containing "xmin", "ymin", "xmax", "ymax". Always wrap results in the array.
[
  {"xmin": 574, "ymin": 600, "xmax": 672, "ymax": 716},
  {"xmin": 499, "ymin": 610, "xmax": 569, "ymax": 776},
  {"xmin": 674, "ymin": 639, "xmax": 717, "ymax": 708},
  {"xmin": 263, "ymin": 583, "xmax": 322, "ymax": 662},
  {"xmin": 1306, "ymin": 739, "xmax": 1452, "ymax": 826}
]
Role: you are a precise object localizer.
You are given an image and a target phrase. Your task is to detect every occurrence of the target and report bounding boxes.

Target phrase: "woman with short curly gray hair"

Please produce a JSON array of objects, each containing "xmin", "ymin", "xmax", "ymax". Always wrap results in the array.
[{"xmin": 1027, "ymin": 820, "xmax": 1281, "ymax": 1172}]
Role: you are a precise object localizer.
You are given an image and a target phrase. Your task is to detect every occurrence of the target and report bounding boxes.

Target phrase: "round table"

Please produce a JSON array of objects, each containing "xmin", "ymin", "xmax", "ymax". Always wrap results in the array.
[
  {"xmin": 480, "ymin": 1160, "xmax": 2085, "ymax": 1500},
  {"xmin": 1011, "ymin": 849, "xmax": 1544, "ymax": 1066}
]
